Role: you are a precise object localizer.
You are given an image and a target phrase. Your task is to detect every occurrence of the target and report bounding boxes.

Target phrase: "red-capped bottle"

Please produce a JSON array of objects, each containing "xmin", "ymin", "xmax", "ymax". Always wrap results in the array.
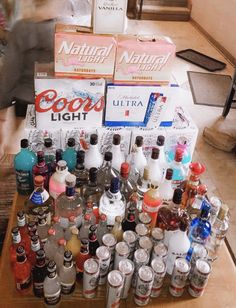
[
  {"xmin": 16, "ymin": 211, "xmax": 30, "ymax": 255},
  {"xmin": 14, "ymin": 246, "xmax": 32, "ymax": 294},
  {"xmin": 10, "ymin": 227, "xmax": 22, "ymax": 268},
  {"xmin": 28, "ymin": 235, "xmax": 41, "ymax": 267},
  {"xmin": 120, "ymin": 162, "xmax": 137, "ymax": 202},
  {"xmin": 75, "ymin": 239, "xmax": 90, "ymax": 281}
]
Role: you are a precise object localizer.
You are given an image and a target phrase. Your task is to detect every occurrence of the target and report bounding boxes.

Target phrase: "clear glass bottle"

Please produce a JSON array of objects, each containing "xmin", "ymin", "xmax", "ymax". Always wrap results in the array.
[
  {"xmin": 37, "ymin": 210, "xmax": 49, "ymax": 245},
  {"xmin": 65, "ymin": 226, "xmax": 81, "ymax": 260},
  {"xmin": 88, "ymin": 225, "xmax": 100, "ymax": 257},
  {"xmin": 49, "ymin": 160, "xmax": 70, "ymax": 200},
  {"xmin": 28, "ymin": 234, "xmax": 41, "ymax": 267},
  {"xmin": 187, "ymin": 184, "xmax": 207, "ymax": 220},
  {"xmin": 99, "ymin": 177, "xmax": 126, "ymax": 226},
  {"xmin": 84, "ymin": 134, "xmax": 103, "ymax": 170},
  {"xmin": 54, "ymin": 239, "xmax": 66, "ymax": 271},
  {"xmin": 158, "ymin": 168, "xmax": 174, "ymax": 204},
  {"xmin": 44, "ymin": 228, "xmax": 58, "ymax": 261},
  {"xmin": 32, "ymin": 249, "xmax": 47, "ymax": 298},
  {"xmin": 14, "ymin": 246, "xmax": 31, "ymax": 294},
  {"xmin": 111, "ymin": 134, "xmax": 125, "ymax": 172},
  {"xmin": 43, "ymin": 261, "xmax": 61, "ymax": 307},
  {"xmin": 55, "ymin": 174, "xmax": 83, "ymax": 229},
  {"xmin": 147, "ymin": 148, "xmax": 163, "ymax": 185},
  {"xmin": 97, "ymin": 151, "xmax": 117, "ymax": 191},
  {"xmin": 59, "ymin": 250, "xmax": 76, "ymax": 295},
  {"xmin": 122, "ymin": 203, "xmax": 137, "ymax": 232},
  {"xmin": 10, "ymin": 227, "xmax": 22, "ymax": 268},
  {"xmin": 79, "ymin": 214, "xmax": 92, "ymax": 240},
  {"xmin": 136, "ymin": 167, "xmax": 150, "ymax": 212},
  {"xmin": 16, "ymin": 211, "xmax": 31, "ymax": 255},
  {"xmin": 156, "ymin": 135, "xmax": 168, "ymax": 176},
  {"xmin": 50, "ymin": 149, "xmax": 63, "ymax": 174},
  {"xmin": 52, "ymin": 216, "xmax": 64, "ymax": 241},
  {"xmin": 209, "ymin": 196, "xmax": 222, "ymax": 226},
  {"xmin": 32, "ymin": 151, "xmax": 50, "ymax": 190},
  {"xmin": 14, "ymin": 139, "xmax": 37, "ymax": 195},
  {"xmin": 97, "ymin": 214, "xmax": 108, "ymax": 245},
  {"xmin": 64, "ymin": 215, "xmax": 76, "ymax": 241},
  {"xmin": 75, "ymin": 239, "xmax": 90, "ymax": 281},
  {"xmin": 43, "ymin": 138, "xmax": 55, "ymax": 165},
  {"xmin": 129, "ymin": 136, "xmax": 147, "ymax": 181},
  {"xmin": 73, "ymin": 150, "xmax": 88, "ymax": 196},
  {"xmin": 84, "ymin": 202, "xmax": 96, "ymax": 225},
  {"xmin": 62, "ymin": 138, "xmax": 77, "ymax": 172},
  {"xmin": 119, "ymin": 162, "xmax": 137, "ymax": 203},
  {"xmin": 170, "ymin": 148, "xmax": 187, "ymax": 190},
  {"xmin": 111, "ymin": 216, "xmax": 123, "ymax": 242}
]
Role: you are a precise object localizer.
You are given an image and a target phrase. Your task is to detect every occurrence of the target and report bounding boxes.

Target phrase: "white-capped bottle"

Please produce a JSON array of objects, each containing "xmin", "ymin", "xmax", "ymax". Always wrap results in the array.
[
  {"xmin": 158, "ymin": 168, "xmax": 174, "ymax": 203},
  {"xmin": 147, "ymin": 148, "xmax": 163, "ymax": 185},
  {"xmin": 84, "ymin": 134, "xmax": 103, "ymax": 170},
  {"xmin": 49, "ymin": 160, "xmax": 70, "ymax": 200},
  {"xmin": 59, "ymin": 250, "xmax": 76, "ymax": 295},
  {"xmin": 111, "ymin": 134, "xmax": 125, "ymax": 172},
  {"xmin": 129, "ymin": 136, "xmax": 147, "ymax": 181},
  {"xmin": 43, "ymin": 261, "xmax": 61, "ymax": 307}
]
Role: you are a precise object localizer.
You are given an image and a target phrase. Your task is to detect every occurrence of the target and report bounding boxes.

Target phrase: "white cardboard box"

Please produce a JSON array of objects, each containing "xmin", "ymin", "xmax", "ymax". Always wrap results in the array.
[{"xmin": 60, "ymin": 128, "xmax": 97, "ymax": 151}]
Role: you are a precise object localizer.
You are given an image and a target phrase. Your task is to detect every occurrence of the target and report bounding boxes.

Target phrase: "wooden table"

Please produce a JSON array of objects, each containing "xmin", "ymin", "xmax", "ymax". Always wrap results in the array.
[{"xmin": 0, "ymin": 194, "xmax": 236, "ymax": 307}]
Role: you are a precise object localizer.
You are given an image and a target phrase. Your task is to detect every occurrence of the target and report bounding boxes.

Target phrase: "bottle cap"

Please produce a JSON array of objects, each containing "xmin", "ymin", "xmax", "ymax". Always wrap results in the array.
[
  {"xmin": 17, "ymin": 210, "xmax": 25, "ymax": 219},
  {"xmin": 84, "ymin": 213, "xmax": 91, "ymax": 221},
  {"xmin": 100, "ymin": 214, "xmax": 107, "ymax": 222},
  {"xmin": 53, "ymin": 216, "xmax": 60, "ymax": 223},
  {"xmin": 172, "ymin": 188, "xmax": 183, "ymax": 204},
  {"xmin": 37, "ymin": 151, "xmax": 45, "ymax": 163},
  {"xmin": 150, "ymin": 180, "xmax": 159, "ymax": 189},
  {"xmin": 104, "ymin": 151, "xmax": 113, "ymax": 162},
  {"xmin": 31, "ymin": 234, "xmax": 39, "ymax": 243},
  {"xmin": 115, "ymin": 216, "xmax": 122, "ymax": 223},
  {"xmin": 37, "ymin": 209, "xmax": 45, "ymax": 219},
  {"xmin": 81, "ymin": 238, "xmax": 89, "ymax": 246},
  {"xmin": 65, "ymin": 174, "xmax": 76, "ymax": 187},
  {"xmin": 20, "ymin": 139, "xmax": 28, "ymax": 148},
  {"xmin": 90, "ymin": 134, "xmax": 98, "ymax": 145},
  {"xmin": 179, "ymin": 220, "xmax": 188, "ymax": 232},
  {"xmin": 16, "ymin": 245, "xmax": 25, "ymax": 255},
  {"xmin": 113, "ymin": 134, "xmax": 121, "ymax": 145},
  {"xmin": 64, "ymin": 250, "xmax": 73, "ymax": 261},
  {"xmin": 36, "ymin": 249, "xmax": 45, "ymax": 259},
  {"xmin": 189, "ymin": 162, "xmax": 206, "ymax": 175},
  {"xmin": 57, "ymin": 160, "xmax": 67, "ymax": 171},
  {"xmin": 151, "ymin": 148, "xmax": 160, "ymax": 160},
  {"xmin": 89, "ymin": 225, "xmax": 97, "ymax": 233},
  {"xmin": 48, "ymin": 228, "xmax": 56, "ymax": 236},
  {"xmin": 58, "ymin": 238, "xmax": 66, "ymax": 246},
  {"xmin": 174, "ymin": 147, "xmax": 184, "ymax": 162},
  {"xmin": 135, "ymin": 136, "xmax": 143, "ymax": 147},
  {"xmin": 165, "ymin": 168, "xmax": 173, "ymax": 180},
  {"xmin": 56, "ymin": 149, "xmax": 63, "ymax": 162},
  {"xmin": 110, "ymin": 177, "xmax": 120, "ymax": 194},
  {"xmin": 69, "ymin": 215, "xmax": 76, "ymax": 222},
  {"xmin": 157, "ymin": 135, "xmax": 165, "ymax": 146},
  {"xmin": 44, "ymin": 138, "xmax": 52, "ymax": 148},
  {"xmin": 197, "ymin": 184, "xmax": 207, "ymax": 195},
  {"xmin": 89, "ymin": 167, "xmax": 98, "ymax": 182},
  {"xmin": 47, "ymin": 260, "xmax": 56, "ymax": 272},
  {"xmin": 67, "ymin": 138, "xmax": 75, "ymax": 147},
  {"xmin": 120, "ymin": 162, "xmax": 130, "ymax": 177},
  {"xmin": 34, "ymin": 175, "xmax": 44, "ymax": 186},
  {"xmin": 86, "ymin": 202, "xmax": 93, "ymax": 209},
  {"xmin": 11, "ymin": 227, "xmax": 19, "ymax": 235},
  {"xmin": 77, "ymin": 150, "xmax": 85, "ymax": 164}
]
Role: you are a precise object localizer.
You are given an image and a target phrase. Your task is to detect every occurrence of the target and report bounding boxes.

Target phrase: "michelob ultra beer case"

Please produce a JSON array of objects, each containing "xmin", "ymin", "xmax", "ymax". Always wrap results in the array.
[{"xmin": 34, "ymin": 63, "xmax": 106, "ymax": 129}]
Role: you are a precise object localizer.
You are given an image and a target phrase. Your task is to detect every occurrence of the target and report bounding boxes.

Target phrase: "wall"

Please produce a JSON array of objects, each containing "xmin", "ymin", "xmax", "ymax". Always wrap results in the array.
[{"xmin": 191, "ymin": 0, "xmax": 236, "ymax": 62}]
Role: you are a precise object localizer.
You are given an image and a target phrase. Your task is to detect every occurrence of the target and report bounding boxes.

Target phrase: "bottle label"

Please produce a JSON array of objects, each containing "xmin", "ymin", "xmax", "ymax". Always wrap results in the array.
[
  {"xmin": 44, "ymin": 290, "xmax": 61, "ymax": 305},
  {"xmin": 61, "ymin": 282, "xmax": 75, "ymax": 294},
  {"xmin": 15, "ymin": 169, "xmax": 31, "ymax": 193},
  {"xmin": 106, "ymin": 190, "xmax": 122, "ymax": 200},
  {"xmin": 16, "ymin": 276, "xmax": 31, "ymax": 290},
  {"xmin": 30, "ymin": 190, "xmax": 49, "ymax": 205},
  {"xmin": 167, "ymin": 252, "xmax": 187, "ymax": 275},
  {"xmin": 142, "ymin": 201, "xmax": 159, "ymax": 213},
  {"xmin": 33, "ymin": 281, "xmax": 44, "ymax": 295}
]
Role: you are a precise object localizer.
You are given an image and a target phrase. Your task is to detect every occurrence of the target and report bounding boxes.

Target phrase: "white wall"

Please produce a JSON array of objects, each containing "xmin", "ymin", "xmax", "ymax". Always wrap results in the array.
[{"xmin": 191, "ymin": 0, "xmax": 236, "ymax": 61}]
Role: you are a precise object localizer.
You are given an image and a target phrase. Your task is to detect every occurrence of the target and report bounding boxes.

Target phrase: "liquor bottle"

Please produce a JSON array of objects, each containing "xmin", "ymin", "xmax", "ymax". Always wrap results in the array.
[
  {"xmin": 187, "ymin": 184, "xmax": 207, "ymax": 220},
  {"xmin": 64, "ymin": 215, "xmax": 76, "ymax": 241},
  {"xmin": 14, "ymin": 246, "xmax": 31, "ymax": 294},
  {"xmin": 157, "ymin": 188, "xmax": 187, "ymax": 247},
  {"xmin": 55, "ymin": 174, "xmax": 83, "ymax": 229},
  {"xmin": 10, "ymin": 227, "xmax": 22, "ymax": 268},
  {"xmin": 83, "ymin": 167, "xmax": 103, "ymax": 208},
  {"xmin": 158, "ymin": 168, "xmax": 174, "ymax": 204},
  {"xmin": 166, "ymin": 220, "xmax": 191, "ymax": 275},
  {"xmin": 79, "ymin": 214, "xmax": 92, "ymax": 240},
  {"xmin": 43, "ymin": 138, "xmax": 55, "ymax": 164},
  {"xmin": 14, "ymin": 139, "xmax": 37, "ymax": 195},
  {"xmin": 28, "ymin": 235, "xmax": 41, "ymax": 266},
  {"xmin": 181, "ymin": 162, "xmax": 206, "ymax": 208},
  {"xmin": 44, "ymin": 228, "xmax": 58, "ymax": 261},
  {"xmin": 62, "ymin": 138, "xmax": 77, "ymax": 172},
  {"xmin": 32, "ymin": 249, "xmax": 47, "ymax": 298},
  {"xmin": 147, "ymin": 148, "xmax": 163, "ymax": 185},
  {"xmin": 37, "ymin": 210, "xmax": 49, "ymax": 245},
  {"xmin": 49, "ymin": 160, "xmax": 70, "ymax": 200},
  {"xmin": 97, "ymin": 214, "xmax": 108, "ymax": 245},
  {"xmin": 84, "ymin": 202, "xmax": 96, "ymax": 225},
  {"xmin": 142, "ymin": 181, "xmax": 162, "ymax": 229},
  {"xmin": 111, "ymin": 134, "xmax": 125, "ymax": 172},
  {"xmin": 32, "ymin": 151, "xmax": 50, "ymax": 190},
  {"xmin": 84, "ymin": 134, "xmax": 103, "ymax": 170},
  {"xmin": 129, "ymin": 136, "xmax": 147, "ymax": 181},
  {"xmin": 50, "ymin": 149, "xmax": 63, "ymax": 174},
  {"xmin": 170, "ymin": 148, "xmax": 186, "ymax": 189},
  {"xmin": 99, "ymin": 177, "xmax": 126, "ymax": 225},
  {"xmin": 75, "ymin": 239, "xmax": 90, "ymax": 280},
  {"xmin": 111, "ymin": 216, "xmax": 124, "ymax": 242},
  {"xmin": 59, "ymin": 250, "xmax": 76, "ymax": 295},
  {"xmin": 52, "ymin": 216, "xmax": 64, "ymax": 241},
  {"xmin": 136, "ymin": 167, "xmax": 150, "ymax": 212},
  {"xmin": 73, "ymin": 150, "xmax": 88, "ymax": 196},
  {"xmin": 25, "ymin": 175, "xmax": 54, "ymax": 225},
  {"xmin": 43, "ymin": 261, "xmax": 61, "ymax": 307},
  {"xmin": 119, "ymin": 162, "xmax": 137, "ymax": 202},
  {"xmin": 65, "ymin": 226, "xmax": 81, "ymax": 259},
  {"xmin": 122, "ymin": 203, "xmax": 137, "ymax": 232},
  {"xmin": 27, "ymin": 221, "xmax": 38, "ymax": 239},
  {"xmin": 88, "ymin": 225, "xmax": 99, "ymax": 257},
  {"xmin": 97, "ymin": 151, "xmax": 117, "ymax": 191},
  {"xmin": 188, "ymin": 200, "xmax": 211, "ymax": 245},
  {"xmin": 16, "ymin": 211, "xmax": 31, "ymax": 255},
  {"xmin": 156, "ymin": 135, "xmax": 168, "ymax": 176},
  {"xmin": 54, "ymin": 239, "xmax": 66, "ymax": 271},
  {"xmin": 167, "ymin": 138, "xmax": 191, "ymax": 165},
  {"xmin": 209, "ymin": 196, "xmax": 222, "ymax": 225}
]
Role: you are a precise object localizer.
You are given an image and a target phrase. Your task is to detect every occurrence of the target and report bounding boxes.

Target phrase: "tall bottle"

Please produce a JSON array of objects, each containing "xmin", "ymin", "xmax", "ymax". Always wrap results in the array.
[
  {"xmin": 75, "ymin": 239, "xmax": 90, "ymax": 280},
  {"xmin": 73, "ymin": 150, "xmax": 88, "ymax": 196},
  {"xmin": 43, "ymin": 138, "xmax": 55, "ymax": 165},
  {"xmin": 111, "ymin": 134, "xmax": 125, "ymax": 172},
  {"xmin": 44, "ymin": 227, "xmax": 58, "ymax": 261},
  {"xmin": 32, "ymin": 249, "xmax": 47, "ymax": 298},
  {"xmin": 119, "ymin": 162, "xmax": 137, "ymax": 202},
  {"xmin": 84, "ymin": 134, "xmax": 103, "ymax": 170},
  {"xmin": 147, "ymin": 148, "xmax": 163, "ymax": 185},
  {"xmin": 99, "ymin": 177, "xmax": 126, "ymax": 225},
  {"xmin": 55, "ymin": 174, "xmax": 83, "ymax": 229},
  {"xmin": 142, "ymin": 181, "xmax": 162, "ymax": 228},
  {"xmin": 97, "ymin": 214, "xmax": 108, "ymax": 245},
  {"xmin": 14, "ymin": 139, "xmax": 37, "ymax": 195},
  {"xmin": 14, "ymin": 246, "xmax": 31, "ymax": 294},
  {"xmin": 28, "ymin": 235, "xmax": 41, "ymax": 266},
  {"xmin": 43, "ymin": 261, "xmax": 61, "ymax": 307},
  {"xmin": 111, "ymin": 216, "xmax": 123, "ymax": 242},
  {"xmin": 156, "ymin": 135, "xmax": 168, "ymax": 176},
  {"xmin": 49, "ymin": 160, "xmax": 70, "ymax": 200},
  {"xmin": 54, "ymin": 239, "xmax": 66, "ymax": 271},
  {"xmin": 158, "ymin": 168, "xmax": 174, "ymax": 204},
  {"xmin": 33, "ymin": 151, "xmax": 50, "ymax": 190},
  {"xmin": 97, "ymin": 151, "xmax": 116, "ymax": 191},
  {"xmin": 129, "ymin": 136, "xmax": 147, "ymax": 181},
  {"xmin": 59, "ymin": 250, "xmax": 76, "ymax": 295},
  {"xmin": 136, "ymin": 167, "xmax": 150, "ymax": 212},
  {"xmin": 62, "ymin": 138, "xmax": 77, "ymax": 172},
  {"xmin": 170, "ymin": 148, "xmax": 187, "ymax": 189}
]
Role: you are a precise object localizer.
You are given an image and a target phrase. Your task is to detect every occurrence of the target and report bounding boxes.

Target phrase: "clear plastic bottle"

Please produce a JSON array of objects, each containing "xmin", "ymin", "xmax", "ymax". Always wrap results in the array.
[
  {"xmin": 43, "ymin": 261, "xmax": 61, "ymax": 307},
  {"xmin": 62, "ymin": 138, "xmax": 77, "ymax": 172},
  {"xmin": 84, "ymin": 134, "xmax": 103, "ymax": 170},
  {"xmin": 49, "ymin": 160, "xmax": 70, "ymax": 200},
  {"xmin": 97, "ymin": 151, "xmax": 117, "ymax": 191},
  {"xmin": 129, "ymin": 136, "xmax": 147, "ymax": 181},
  {"xmin": 111, "ymin": 134, "xmax": 125, "ymax": 172},
  {"xmin": 52, "ymin": 216, "xmax": 64, "ymax": 241},
  {"xmin": 84, "ymin": 202, "xmax": 96, "ymax": 225},
  {"xmin": 59, "ymin": 250, "xmax": 76, "ymax": 295},
  {"xmin": 64, "ymin": 216, "xmax": 76, "ymax": 241},
  {"xmin": 147, "ymin": 148, "xmax": 163, "ymax": 185},
  {"xmin": 158, "ymin": 168, "xmax": 174, "ymax": 203}
]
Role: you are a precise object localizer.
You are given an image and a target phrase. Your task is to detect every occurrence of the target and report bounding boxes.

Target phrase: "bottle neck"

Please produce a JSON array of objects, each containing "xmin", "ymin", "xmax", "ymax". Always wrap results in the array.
[
  {"xmin": 112, "ymin": 144, "xmax": 121, "ymax": 153},
  {"xmin": 89, "ymin": 144, "xmax": 99, "ymax": 153},
  {"xmin": 48, "ymin": 270, "xmax": 57, "ymax": 279},
  {"xmin": 66, "ymin": 186, "xmax": 75, "ymax": 197},
  {"xmin": 31, "ymin": 241, "xmax": 41, "ymax": 252},
  {"xmin": 17, "ymin": 254, "xmax": 27, "ymax": 263},
  {"xmin": 36, "ymin": 258, "xmax": 46, "ymax": 268},
  {"xmin": 64, "ymin": 259, "xmax": 73, "ymax": 268},
  {"xmin": 12, "ymin": 233, "xmax": 21, "ymax": 244},
  {"xmin": 80, "ymin": 245, "xmax": 89, "ymax": 254}
]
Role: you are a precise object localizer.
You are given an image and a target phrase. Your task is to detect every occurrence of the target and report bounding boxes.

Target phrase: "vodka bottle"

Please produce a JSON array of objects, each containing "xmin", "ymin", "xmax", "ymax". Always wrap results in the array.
[
  {"xmin": 76, "ymin": 239, "xmax": 90, "ymax": 280},
  {"xmin": 97, "ymin": 214, "xmax": 108, "ymax": 245},
  {"xmin": 209, "ymin": 196, "xmax": 222, "ymax": 225},
  {"xmin": 14, "ymin": 139, "xmax": 37, "ymax": 195},
  {"xmin": 54, "ymin": 239, "xmax": 66, "ymax": 271},
  {"xmin": 73, "ymin": 150, "xmax": 88, "ymax": 196},
  {"xmin": 97, "ymin": 151, "xmax": 117, "ymax": 191},
  {"xmin": 188, "ymin": 184, "xmax": 207, "ymax": 220},
  {"xmin": 43, "ymin": 261, "xmax": 61, "ymax": 307},
  {"xmin": 44, "ymin": 228, "xmax": 58, "ymax": 261},
  {"xmin": 170, "ymin": 148, "xmax": 187, "ymax": 189},
  {"xmin": 59, "ymin": 250, "xmax": 76, "ymax": 295},
  {"xmin": 49, "ymin": 160, "xmax": 70, "ymax": 200},
  {"xmin": 156, "ymin": 135, "xmax": 168, "ymax": 177},
  {"xmin": 32, "ymin": 249, "xmax": 47, "ymax": 298},
  {"xmin": 129, "ymin": 136, "xmax": 147, "ymax": 181},
  {"xmin": 32, "ymin": 151, "xmax": 50, "ymax": 190},
  {"xmin": 136, "ymin": 167, "xmax": 150, "ymax": 212},
  {"xmin": 99, "ymin": 177, "xmax": 126, "ymax": 225},
  {"xmin": 62, "ymin": 138, "xmax": 77, "ymax": 172},
  {"xmin": 52, "ymin": 216, "xmax": 64, "ymax": 241},
  {"xmin": 158, "ymin": 168, "xmax": 174, "ymax": 203},
  {"xmin": 37, "ymin": 210, "xmax": 49, "ymax": 245},
  {"xmin": 147, "ymin": 148, "xmax": 163, "ymax": 185},
  {"xmin": 79, "ymin": 214, "xmax": 92, "ymax": 240},
  {"xmin": 65, "ymin": 226, "xmax": 81, "ymax": 259},
  {"xmin": 55, "ymin": 174, "xmax": 83, "ymax": 229},
  {"xmin": 64, "ymin": 216, "xmax": 76, "ymax": 241},
  {"xmin": 14, "ymin": 246, "xmax": 31, "ymax": 294},
  {"xmin": 111, "ymin": 216, "xmax": 124, "ymax": 242},
  {"xmin": 43, "ymin": 138, "xmax": 55, "ymax": 165},
  {"xmin": 84, "ymin": 202, "xmax": 96, "ymax": 225},
  {"xmin": 84, "ymin": 134, "xmax": 103, "ymax": 170},
  {"xmin": 111, "ymin": 134, "xmax": 125, "ymax": 172},
  {"xmin": 119, "ymin": 162, "xmax": 137, "ymax": 202}
]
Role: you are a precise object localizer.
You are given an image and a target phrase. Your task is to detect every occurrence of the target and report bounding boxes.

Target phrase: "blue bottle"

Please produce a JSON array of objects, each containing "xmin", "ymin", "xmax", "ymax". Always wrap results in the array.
[
  {"xmin": 188, "ymin": 200, "xmax": 211, "ymax": 245},
  {"xmin": 62, "ymin": 138, "xmax": 77, "ymax": 172},
  {"xmin": 167, "ymin": 141, "xmax": 191, "ymax": 165},
  {"xmin": 14, "ymin": 139, "xmax": 37, "ymax": 195}
]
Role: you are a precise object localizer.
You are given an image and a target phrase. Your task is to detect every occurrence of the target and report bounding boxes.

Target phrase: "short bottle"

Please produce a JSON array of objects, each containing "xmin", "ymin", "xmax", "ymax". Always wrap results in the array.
[
  {"xmin": 147, "ymin": 148, "xmax": 163, "ymax": 185},
  {"xmin": 188, "ymin": 184, "xmax": 207, "ymax": 220},
  {"xmin": 209, "ymin": 196, "xmax": 222, "ymax": 225},
  {"xmin": 75, "ymin": 239, "xmax": 91, "ymax": 280},
  {"xmin": 111, "ymin": 216, "xmax": 124, "ymax": 242},
  {"xmin": 111, "ymin": 134, "xmax": 125, "ymax": 172},
  {"xmin": 84, "ymin": 134, "xmax": 103, "ymax": 170},
  {"xmin": 99, "ymin": 177, "xmax": 126, "ymax": 225},
  {"xmin": 16, "ymin": 211, "xmax": 31, "ymax": 255},
  {"xmin": 129, "ymin": 136, "xmax": 147, "ymax": 181},
  {"xmin": 122, "ymin": 203, "xmax": 137, "ymax": 232},
  {"xmin": 28, "ymin": 235, "xmax": 41, "ymax": 266},
  {"xmin": 37, "ymin": 210, "xmax": 49, "ymax": 244},
  {"xmin": 73, "ymin": 150, "xmax": 88, "ymax": 196},
  {"xmin": 49, "ymin": 160, "xmax": 70, "ymax": 200},
  {"xmin": 44, "ymin": 228, "xmax": 58, "ymax": 261},
  {"xmin": 43, "ymin": 261, "xmax": 61, "ymax": 307},
  {"xmin": 14, "ymin": 246, "xmax": 31, "ymax": 294},
  {"xmin": 54, "ymin": 239, "xmax": 66, "ymax": 271},
  {"xmin": 158, "ymin": 168, "xmax": 174, "ymax": 203},
  {"xmin": 43, "ymin": 138, "xmax": 55, "ymax": 165},
  {"xmin": 136, "ymin": 167, "xmax": 150, "ymax": 212},
  {"xmin": 65, "ymin": 226, "xmax": 81, "ymax": 260},
  {"xmin": 167, "ymin": 138, "xmax": 191, "ymax": 165},
  {"xmin": 97, "ymin": 214, "xmax": 108, "ymax": 245},
  {"xmin": 88, "ymin": 225, "xmax": 100, "ymax": 257},
  {"xmin": 59, "ymin": 250, "xmax": 76, "ymax": 295},
  {"xmin": 97, "ymin": 151, "xmax": 117, "ymax": 191},
  {"xmin": 32, "ymin": 249, "xmax": 47, "ymax": 298},
  {"xmin": 14, "ymin": 139, "xmax": 37, "ymax": 195},
  {"xmin": 79, "ymin": 214, "xmax": 92, "ymax": 240},
  {"xmin": 62, "ymin": 138, "xmax": 77, "ymax": 172},
  {"xmin": 32, "ymin": 151, "xmax": 50, "ymax": 190},
  {"xmin": 50, "ymin": 149, "xmax": 63, "ymax": 174},
  {"xmin": 10, "ymin": 227, "xmax": 22, "ymax": 268},
  {"xmin": 119, "ymin": 162, "xmax": 137, "ymax": 202},
  {"xmin": 170, "ymin": 148, "xmax": 186, "ymax": 189}
]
